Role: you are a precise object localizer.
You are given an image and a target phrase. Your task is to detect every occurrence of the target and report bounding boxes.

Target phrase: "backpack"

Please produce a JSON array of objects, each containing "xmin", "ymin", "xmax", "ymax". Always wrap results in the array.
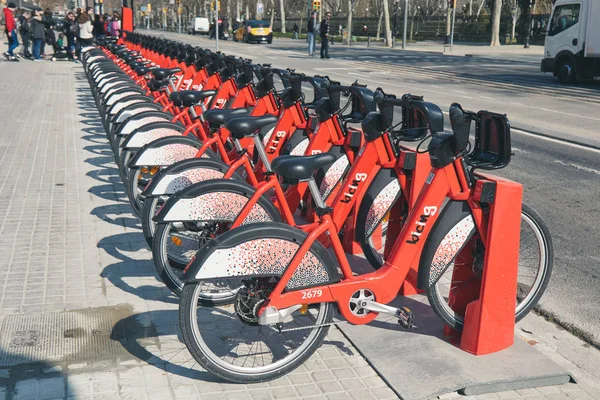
[{"xmin": 69, "ymin": 22, "xmax": 79, "ymax": 35}]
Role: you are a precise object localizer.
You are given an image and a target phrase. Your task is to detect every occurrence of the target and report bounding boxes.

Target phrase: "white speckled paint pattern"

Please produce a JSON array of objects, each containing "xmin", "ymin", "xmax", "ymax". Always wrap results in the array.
[
  {"xmin": 151, "ymin": 168, "xmax": 226, "ymax": 195},
  {"xmin": 120, "ymin": 116, "xmax": 170, "ymax": 135},
  {"xmin": 290, "ymin": 138, "xmax": 309, "ymax": 156},
  {"xmin": 123, "ymin": 128, "xmax": 183, "ymax": 149},
  {"xmin": 195, "ymin": 238, "xmax": 332, "ymax": 289},
  {"xmin": 365, "ymin": 180, "xmax": 402, "ymax": 237},
  {"xmin": 163, "ymin": 191, "xmax": 272, "ymax": 223},
  {"xmin": 319, "ymin": 155, "xmax": 349, "ymax": 201},
  {"xmin": 133, "ymin": 143, "xmax": 205, "ymax": 166},
  {"xmin": 428, "ymin": 215, "xmax": 475, "ymax": 286}
]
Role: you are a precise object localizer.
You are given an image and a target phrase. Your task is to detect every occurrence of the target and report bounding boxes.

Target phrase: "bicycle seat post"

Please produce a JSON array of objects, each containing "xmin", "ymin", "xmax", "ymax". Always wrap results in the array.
[
  {"xmin": 307, "ymin": 177, "xmax": 326, "ymax": 210},
  {"xmin": 252, "ymin": 134, "xmax": 273, "ymax": 173}
]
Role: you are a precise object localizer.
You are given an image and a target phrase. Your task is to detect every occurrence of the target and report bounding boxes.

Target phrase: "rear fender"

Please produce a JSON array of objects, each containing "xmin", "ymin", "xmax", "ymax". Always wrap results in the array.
[
  {"xmin": 355, "ymin": 168, "xmax": 402, "ymax": 240},
  {"xmin": 113, "ymin": 111, "xmax": 173, "ymax": 137},
  {"xmin": 182, "ymin": 222, "xmax": 340, "ymax": 290},
  {"xmin": 154, "ymin": 179, "xmax": 280, "ymax": 223},
  {"xmin": 110, "ymin": 100, "xmax": 159, "ymax": 121},
  {"xmin": 143, "ymin": 158, "xmax": 240, "ymax": 196},
  {"xmin": 121, "ymin": 122, "xmax": 185, "ymax": 149},
  {"xmin": 128, "ymin": 136, "xmax": 204, "ymax": 167},
  {"xmin": 316, "ymin": 146, "xmax": 350, "ymax": 202},
  {"xmin": 103, "ymin": 89, "xmax": 146, "ymax": 107}
]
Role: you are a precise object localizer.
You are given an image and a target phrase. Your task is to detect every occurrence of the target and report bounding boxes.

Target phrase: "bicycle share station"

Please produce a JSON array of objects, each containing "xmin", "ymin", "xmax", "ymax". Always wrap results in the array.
[{"xmin": 83, "ymin": 12, "xmax": 574, "ymax": 397}]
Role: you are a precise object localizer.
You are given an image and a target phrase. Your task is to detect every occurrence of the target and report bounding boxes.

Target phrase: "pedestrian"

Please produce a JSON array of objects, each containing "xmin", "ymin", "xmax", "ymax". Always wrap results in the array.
[
  {"xmin": 31, "ymin": 10, "xmax": 45, "ymax": 61},
  {"xmin": 77, "ymin": 10, "xmax": 94, "ymax": 52},
  {"xmin": 92, "ymin": 14, "xmax": 105, "ymax": 42},
  {"xmin": 319, "ymin": 11, "xmax": 331, "ymax": 59},
  {"xmin": 19, "ymin": 11, "xmax": 33, "ymax": 59},
  {"xmin": 222, "ymin": 17, "xmax": 229, "ymax": 34},
  {"xmin": 3, "ymin": 2, "xmax": 19, "ymax": 61},
  {"xmin": 110, "ymin": 12, "xmax": 121, "ymax": 37},
  {"xmin": 63, "ymin": 11, "xmax": 78, "ymax": 60},
  {"xmin": 362, "ymin": 25, "xmax": 368, "ymax": 37},
  {"xmin": 293, "ymin": 22, "xmax": 299, "ymax": 39},
  {"xmin": 306, "ymin": 10, "xmax": 317, "ymax": 56},
  {"xmin": 41, "ymin": 8, "xmax": 54, "ymax": 57}
]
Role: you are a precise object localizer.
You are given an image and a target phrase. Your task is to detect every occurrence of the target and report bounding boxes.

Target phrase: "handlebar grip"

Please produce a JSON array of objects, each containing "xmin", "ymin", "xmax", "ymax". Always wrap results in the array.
[{"xmin": 449, "ymin": 104, "xmax": 465, "ymax": 125}]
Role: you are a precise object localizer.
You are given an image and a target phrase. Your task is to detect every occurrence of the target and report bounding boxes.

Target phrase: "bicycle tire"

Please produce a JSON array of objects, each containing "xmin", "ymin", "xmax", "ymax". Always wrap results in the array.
[
  {"xmin": 151, "ymin": 180, "xmax": 283, "ymax": 295},
  {"xmin": 421, "ymin": 202, "xmax": 553, "ymax": 331}
]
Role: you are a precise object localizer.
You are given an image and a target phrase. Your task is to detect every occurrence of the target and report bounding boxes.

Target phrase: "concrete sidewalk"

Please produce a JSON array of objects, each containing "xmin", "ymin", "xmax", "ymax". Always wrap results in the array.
[{"xmin": 0, "ymin": 58, "xmax": 598, "ymax": 400}]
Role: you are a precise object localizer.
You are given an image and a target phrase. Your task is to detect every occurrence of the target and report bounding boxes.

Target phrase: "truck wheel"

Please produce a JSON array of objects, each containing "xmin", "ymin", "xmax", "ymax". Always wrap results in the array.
[{"xmin": 557, "ymin": 57, "xmax": 577, "ymax": 84}]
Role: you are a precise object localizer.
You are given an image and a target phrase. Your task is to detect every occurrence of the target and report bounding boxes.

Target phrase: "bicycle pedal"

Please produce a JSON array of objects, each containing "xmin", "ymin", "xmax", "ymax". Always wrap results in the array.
[{"xmin": 397, "ymin": 307, "xmax": 416, "ymax": 330}]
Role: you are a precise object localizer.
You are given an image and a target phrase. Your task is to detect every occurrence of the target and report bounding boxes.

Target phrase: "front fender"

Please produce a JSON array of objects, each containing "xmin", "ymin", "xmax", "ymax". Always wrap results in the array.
[
  {"xmin": 121, "ymin": 122, "xmax": 185, "ymax": 149},
  {"xmin": 154, "ymin": 179, "xmax": 280, "ymax": 223},
  {"xmin": 182, "ymin": 222, "xmax": 340, "ymax": 290},
  {"xmin": 143, "ymin": 158, "xmax": 240, "ymax": 196},
  {"xmin": 128, "ymin": 136, "xmax": 204, "ymax": 167}
]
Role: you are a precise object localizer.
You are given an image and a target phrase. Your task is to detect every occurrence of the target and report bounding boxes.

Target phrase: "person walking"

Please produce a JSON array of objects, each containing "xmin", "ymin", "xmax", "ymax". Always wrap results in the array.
[
  {"xmin": 306, "ymin": 10, "xmax": 317, "ymax": 56},
  {"xmin": 77, "ymin": 11, "xmax": 94, "ymax": 52},
  {"xmin": 293, "ymin": 23, "xmax": 299, "ymax": 39},
  {"xmin": 3, "ymin": 2, "xmax": 19, "ymax": 61},
  {"xmin": 31, "ymin": 10, "xmax": 45, "ymax": 61},
  {"xmin": 319, "ymin": 11, "xmax": 331, "ymax": 59},
  {"xmin": 19, "ymin": 11, "xmax": 33, "ymax": 59},
  {"xmin": 63, "ymin": 11, "xmax": 77, "ymax": 60}
]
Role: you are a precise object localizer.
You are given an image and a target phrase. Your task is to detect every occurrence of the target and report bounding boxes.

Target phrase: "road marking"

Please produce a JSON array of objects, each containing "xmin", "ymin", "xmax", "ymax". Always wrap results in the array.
[
  {"xmin": 512, "ymin": 147, "xmax": 529, "ymax": 154},
  {"xmin": 555, "ymin": 160, "xmax": 600, "ymax": 175},
  {"xmin": 511, "ymin": 128, "xmax": 600, "ymax": 155},
  {"xmin": 479, "ymin": 95, "xmax": 494, "ymax": 100}
]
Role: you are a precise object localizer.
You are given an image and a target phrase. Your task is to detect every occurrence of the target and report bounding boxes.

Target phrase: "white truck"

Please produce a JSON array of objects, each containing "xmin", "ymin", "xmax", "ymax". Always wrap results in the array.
[
  {"xmin": 541, "ymin": 0, "xmax": 600, "ymax": 83},
  {"xmin": 188, "ymin": 17, "xmax": 210, "ymax": 35}
]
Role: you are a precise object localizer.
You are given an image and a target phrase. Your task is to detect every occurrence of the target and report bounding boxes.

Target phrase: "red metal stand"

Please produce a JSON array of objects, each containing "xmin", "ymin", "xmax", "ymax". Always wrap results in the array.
[
  {"xmin": 121, "ymin": 7, "xmax": 133, "ymax": 33},
  {"xmin": 444, "ymin": 175, "xmax": 522, "ymax": 355}
]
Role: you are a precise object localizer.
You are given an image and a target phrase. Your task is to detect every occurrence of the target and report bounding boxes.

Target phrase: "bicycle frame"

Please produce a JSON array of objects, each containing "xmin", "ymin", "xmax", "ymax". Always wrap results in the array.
[{"xmin": 261, "ymin": 157, "xmax": 476, "ymax": 325}]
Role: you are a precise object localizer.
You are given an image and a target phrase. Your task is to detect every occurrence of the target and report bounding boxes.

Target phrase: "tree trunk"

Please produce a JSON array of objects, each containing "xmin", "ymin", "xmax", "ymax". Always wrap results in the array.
[
  {"xmin": 490, "ymin": 0, "xmax": 502, "ymax": 46},
  {"xmin": 376, "ymin": 10, "xmax": 382, "ymax": 40},
  {"xmin": 511, "ymin": 11, "xmax": 517, "ymax": 41},
  {"xmin": 270, "ymin": 0, "xmax": 275, "ymax": 29},
  {"xmin": 383, "ymin": 0, "xmax": 392, "ymax": 47},
  {"xmin": 476, "ymin": 0, "xmax": 484, "ymax": 19},
  {"xmin": 279, "ymin": 0, "xmax": 286, "ymax": 32},
  {"xmin": 469, "ymin": 0, "xmax": 473, "ymax": 16},
  {"xmin": 347, "ymin": 0, "xmax": 352, "ymax": 45}
]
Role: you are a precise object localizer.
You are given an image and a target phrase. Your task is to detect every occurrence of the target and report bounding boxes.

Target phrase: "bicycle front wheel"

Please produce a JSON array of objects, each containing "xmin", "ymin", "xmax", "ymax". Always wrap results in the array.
[{"xmin": 423, "ymin": 202, "xmax": 553, "ymax": 331}]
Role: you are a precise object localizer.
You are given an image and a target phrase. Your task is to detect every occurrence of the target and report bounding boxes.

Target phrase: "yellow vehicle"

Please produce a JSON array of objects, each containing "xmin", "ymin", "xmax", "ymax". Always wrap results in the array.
[{"xmin": 234, "ymin": 20, "xmax": 273, "ymax": 44}]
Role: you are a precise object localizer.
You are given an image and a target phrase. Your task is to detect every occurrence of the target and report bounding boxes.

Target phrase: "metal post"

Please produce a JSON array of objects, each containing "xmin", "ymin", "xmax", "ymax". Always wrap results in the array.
[
  {"xmin": 449, "ymin": 4, "xmax": 455, "ymax": 52},
  {"xmin": 215, "ymin": 0, "xmax": 219, "ymax": 52},
  {"xmin": 524, "ymin": 0, "xmax": 532, "ymax": 48},
  {"xmin": 402, "ymin": 0, "xmax": 408, "ymax": 49},
  {"xmin": 178, "ymin": 3, "xmax": 181, "ymax": 33},
  {"xmin": 312, "ymin": 12, "xmax": 316, "ymax": 58}
]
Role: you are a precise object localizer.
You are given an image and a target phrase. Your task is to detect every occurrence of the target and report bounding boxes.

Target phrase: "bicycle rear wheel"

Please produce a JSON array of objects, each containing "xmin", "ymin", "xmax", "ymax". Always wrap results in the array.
[
  {"xmin": 179, "ymin": 280, "xmax": 334, "ymax": 383},
  {"xmin": 422, "ymin": 202, "xmax": 553, "ymax": 331}
]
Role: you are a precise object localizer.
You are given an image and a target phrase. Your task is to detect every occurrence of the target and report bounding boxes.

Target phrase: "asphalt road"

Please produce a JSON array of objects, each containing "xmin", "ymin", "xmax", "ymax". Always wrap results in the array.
[{"xmin": 147, "ymin": 31, "xmax": 600, "ymax": 346}]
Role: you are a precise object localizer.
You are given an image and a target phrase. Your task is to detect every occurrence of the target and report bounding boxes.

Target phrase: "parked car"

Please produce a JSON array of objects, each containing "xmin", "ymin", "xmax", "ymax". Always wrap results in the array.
[
  {"xmin": 234, "ymin": 20, "xmax": 272, "ymax": 44},
  {"xmin": 187, "ymin": 17, "xmax": 210, "ymax": 35}
]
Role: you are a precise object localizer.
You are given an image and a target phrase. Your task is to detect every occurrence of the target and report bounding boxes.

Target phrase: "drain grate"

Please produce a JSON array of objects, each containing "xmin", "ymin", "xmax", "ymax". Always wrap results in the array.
[{"xmin": 0, "ymin": 305, "xmax": 136, "ymax": 367}]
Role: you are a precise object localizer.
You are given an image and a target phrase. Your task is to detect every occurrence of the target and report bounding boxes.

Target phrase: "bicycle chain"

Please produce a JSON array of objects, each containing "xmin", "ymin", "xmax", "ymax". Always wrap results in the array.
[{"xmin": 269, "ymin": 320, "xmax": 346, "ymax": 333}]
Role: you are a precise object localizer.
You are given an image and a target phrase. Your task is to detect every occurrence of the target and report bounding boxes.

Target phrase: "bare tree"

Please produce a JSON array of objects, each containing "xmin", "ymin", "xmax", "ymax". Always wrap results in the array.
[
  {"xmin": 347, "ymin": 0, "xmax": 352, "ymax": 44},
  {"xmin": 279, "ymin": 0, "xmax": 286, "ymax": 32},
  {"xmin": 382, "ymin": 0, "xmax": 392, "ymax": 46},
  {"xmin": 490, "ymin": 0, "xmax": 502, "ymax": 46}
]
